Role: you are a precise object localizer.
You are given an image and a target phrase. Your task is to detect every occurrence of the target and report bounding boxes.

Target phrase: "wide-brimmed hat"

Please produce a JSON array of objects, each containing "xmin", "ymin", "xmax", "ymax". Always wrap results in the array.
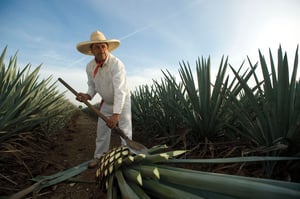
[{"xmin": 76, "ymin": 30, "xmax": 120, "ymax": 55}]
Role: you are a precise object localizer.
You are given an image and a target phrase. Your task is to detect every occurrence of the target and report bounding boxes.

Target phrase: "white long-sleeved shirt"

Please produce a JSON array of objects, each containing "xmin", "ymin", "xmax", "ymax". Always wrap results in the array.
[{"xmin": 86, "ymin": 54, "xmax": 130, "ymax": 114}]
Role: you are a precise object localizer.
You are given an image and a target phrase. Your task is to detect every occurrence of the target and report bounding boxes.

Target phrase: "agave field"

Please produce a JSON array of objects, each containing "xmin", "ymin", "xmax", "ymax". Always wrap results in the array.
[
  {"xmin": 132, "ymin": 46, "xmax": 300, "ymax": 175},
  {"xmin": 0, "ymin": 47, "xmax": 77, "ymax": 197},
  {"xmin": 1, "ymin": 45, "xmax": 300, "ymax": 198}
]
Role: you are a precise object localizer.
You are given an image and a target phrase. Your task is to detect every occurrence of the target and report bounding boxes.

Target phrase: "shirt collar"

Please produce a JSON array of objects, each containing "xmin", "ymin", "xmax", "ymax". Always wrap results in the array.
[{"xmin": 95, "ymin": 54, "xmax": 110, "ymax": 66}]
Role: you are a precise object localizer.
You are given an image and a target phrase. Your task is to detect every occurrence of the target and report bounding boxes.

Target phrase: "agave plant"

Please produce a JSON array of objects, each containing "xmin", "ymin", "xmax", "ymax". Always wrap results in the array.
[
  {"xmin": 151, "ymin": 71, "xmax": 186, "ymax": 143},
  {"xmin": 131, "ymin": 72, "xmax": 186, "ymax": 145},
  {"xmin": 94, "ymin": 145, "xmax": 300, "ymax": 199},
  {"xmin": 131, "ymin": 85, "xmax": 160, "ymax": 135},
  {"xmin": 0, "ymin": 47, "xmax": 76, "ymax": 142},
  {"xmin": 0, "ymin": 47, "xmax": 77, "ymax": 194},
  {"xmin": 132, "ymin": 56, "xmax": 233, "ymax": 145},
  {"xmin": 227, "ymin": 46, "xmax": 300, "ymax": 151},
  {"xmin": 225, "ymin": 46, "xmax": 300, "ymax": 176},
  {"xmin": 170, "ymin": 56, "xmax": 230, "ymax": 142}
]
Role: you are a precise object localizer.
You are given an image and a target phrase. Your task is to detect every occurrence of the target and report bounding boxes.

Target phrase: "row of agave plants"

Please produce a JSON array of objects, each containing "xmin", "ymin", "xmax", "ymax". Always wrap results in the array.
[
  {"xmin": 0, "ymin": 47, "xmax": 77, "ymax": 195},
  {"xmin": 1, "ymin": 45, "xmax": 300, "ymax": 198},
  {"xmin": 131, "ymin": 46, "xmax": 300, "ymax": 178}
]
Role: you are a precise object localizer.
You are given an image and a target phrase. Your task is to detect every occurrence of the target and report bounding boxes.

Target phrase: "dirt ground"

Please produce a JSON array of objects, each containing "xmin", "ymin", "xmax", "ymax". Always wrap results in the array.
[{"xmin": 35, "ymin": 111, "xmax": 122, "ymax": 199}]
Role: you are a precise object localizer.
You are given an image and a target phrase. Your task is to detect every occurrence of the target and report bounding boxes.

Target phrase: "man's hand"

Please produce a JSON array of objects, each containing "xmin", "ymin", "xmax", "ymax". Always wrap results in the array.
[
  {"xmin": 107, "ymin": 114, "xmax": 120, "ymax": 129},
  {"xmin": 76, "ymin": 93, "xmax": 91, "ymax": 102}
]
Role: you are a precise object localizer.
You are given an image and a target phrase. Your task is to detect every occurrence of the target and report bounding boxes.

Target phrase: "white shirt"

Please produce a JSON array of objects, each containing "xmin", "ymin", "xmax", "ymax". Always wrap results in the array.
[{"xmin": 86, "ymin": 54, "xmax": 130, "ymax": 114}]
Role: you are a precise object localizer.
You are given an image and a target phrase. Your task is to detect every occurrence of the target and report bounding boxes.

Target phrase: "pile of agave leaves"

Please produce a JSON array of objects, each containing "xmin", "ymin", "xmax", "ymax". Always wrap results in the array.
[
  {"xmin": 6, "ymin": 145, "xmax": 300, "ymax": 199},
  {"xmin": 94, "ymin": 145, "xmax": 300, "ymax": 199}
]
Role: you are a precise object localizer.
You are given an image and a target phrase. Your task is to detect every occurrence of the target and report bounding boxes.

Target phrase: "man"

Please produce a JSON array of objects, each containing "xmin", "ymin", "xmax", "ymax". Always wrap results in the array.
[{"xmin": 76, "ymin": 30, "xmax": 132, "ymax": 168}]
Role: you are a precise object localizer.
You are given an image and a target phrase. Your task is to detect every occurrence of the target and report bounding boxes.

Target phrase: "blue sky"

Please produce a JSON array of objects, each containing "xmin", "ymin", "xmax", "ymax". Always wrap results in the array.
[{"xmin": 1, "ymin": 0, "xmax": 300, "ymax": 105}]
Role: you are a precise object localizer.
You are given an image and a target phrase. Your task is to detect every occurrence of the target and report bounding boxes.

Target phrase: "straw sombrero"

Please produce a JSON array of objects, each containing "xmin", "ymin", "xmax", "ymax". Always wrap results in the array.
[{"xmin": 77, "ymin": 30, "xmax": 120, "ymax": 55}]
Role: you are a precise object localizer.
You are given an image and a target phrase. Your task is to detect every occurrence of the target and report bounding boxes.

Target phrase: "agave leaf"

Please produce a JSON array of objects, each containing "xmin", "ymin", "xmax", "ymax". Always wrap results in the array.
[
  {"xmin": 0, "ymin": 46, "xmax": 7, "ymax": 65},
  {"xmin": 31, "ymin": 160, "xmax": 91, "ymax": 190},
  {"xmin": 123, "ymin": 168, "xmax": 143, "ymax": 186},
  {"xmin": 106, "ymin": 174, "xmax": 116, "ymax": 199},
  {"xmin": 161, "ymin": 180, "xmax": 235, "ymax": 199},
  {"xmin": 156, "ymin": 165, "xmax": 300, "ymax": 199},
  {"xmin": 147, "ymin": 144, "xmax": 168, "ymax": 154},
  {"xmin": 131, "ymin": 165, "xmax": 160, "ymax": 180},
  {"xmin": 115, "ymin": 170, "xmax": 140, "ymax": 199},
  {"xmin": 162, "ymin": 156, "xmax": 300, "ymax": 164},
  {"xmin": 127, "ymin": 182, "xmax": 151, "ymax": 199},
  {"xmin": 136, "ymin": 150, "xmax": 186, "ymax": 164},
  {"xmin": 123, "ymin": 154, "xmax": 135, "ymax": 165},
  {"xmin": 142, "ymin": 178, "xmax": 204, "ymax": 199}
]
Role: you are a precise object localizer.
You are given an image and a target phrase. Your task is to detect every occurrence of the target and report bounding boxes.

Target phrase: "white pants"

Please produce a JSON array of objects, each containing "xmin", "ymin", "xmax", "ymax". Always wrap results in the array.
[{"xmin": 93, "ymin": 95, "xmax": 132, "ymax": 159}]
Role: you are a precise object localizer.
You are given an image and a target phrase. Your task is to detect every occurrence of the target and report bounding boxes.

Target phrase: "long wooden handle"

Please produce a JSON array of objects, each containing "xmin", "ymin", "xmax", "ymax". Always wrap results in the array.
[
  {"xmin": 58, "ymin": 78, "xmax": 108, "ymax": 123},
  {"xmin": 58, "ymin": 78, "xmax": 130, "ymax": 139},
  {"xmin": 58, "ymin": 78, "xmax": 149, "ymax": 155}
]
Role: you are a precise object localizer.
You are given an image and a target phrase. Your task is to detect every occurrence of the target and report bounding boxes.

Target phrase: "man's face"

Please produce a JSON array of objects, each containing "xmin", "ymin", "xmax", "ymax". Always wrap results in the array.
[{"xmin": 91, "ymin": 43, "xmax": 109, "ymax": 61}]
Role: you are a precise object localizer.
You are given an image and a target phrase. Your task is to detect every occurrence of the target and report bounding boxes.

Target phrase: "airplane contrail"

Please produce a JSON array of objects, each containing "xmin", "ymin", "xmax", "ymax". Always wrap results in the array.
[
  {"xmin": 120, "ymin": 24, "xmax": 153, "ymax": 41},
  {"xmin": 119, "ymin": 0, "xmax": 203, "ymax": 41}
]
